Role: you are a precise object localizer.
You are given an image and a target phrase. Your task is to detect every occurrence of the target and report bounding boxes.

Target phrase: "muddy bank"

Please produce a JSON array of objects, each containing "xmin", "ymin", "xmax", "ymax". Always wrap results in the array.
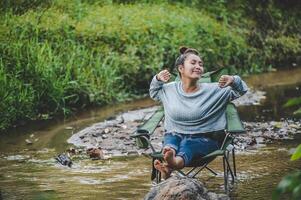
[{"xmin": 67, "ymin": 89, "xmax": 299, "ymax": 158}]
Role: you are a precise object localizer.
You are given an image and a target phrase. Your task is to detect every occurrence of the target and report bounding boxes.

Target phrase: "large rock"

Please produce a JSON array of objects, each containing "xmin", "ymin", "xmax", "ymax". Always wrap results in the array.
[{"xmin": 144, "ymin": 176, "xmax": 229, "ymax": 200}]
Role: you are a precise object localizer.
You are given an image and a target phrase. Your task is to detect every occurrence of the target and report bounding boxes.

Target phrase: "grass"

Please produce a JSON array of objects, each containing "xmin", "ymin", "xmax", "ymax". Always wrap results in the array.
[{"xmin": 0, "ymin": 0, "xmax": 300, "ymax": 131}]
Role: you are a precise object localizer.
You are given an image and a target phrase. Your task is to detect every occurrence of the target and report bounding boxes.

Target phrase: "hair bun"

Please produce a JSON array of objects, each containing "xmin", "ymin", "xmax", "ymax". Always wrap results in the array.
[
  {"xmin": 179, "ymin": 46, "xmax": 200, "ymax": 56},
  {"xmin": 179, "ymin": 46, "xmax": 189, "ymax": 54}
]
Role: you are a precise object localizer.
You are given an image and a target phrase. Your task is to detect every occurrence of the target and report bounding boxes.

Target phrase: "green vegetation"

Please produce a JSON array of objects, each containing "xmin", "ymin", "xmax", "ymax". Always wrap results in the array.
[
  {"xmin": 291, "ymin": 144, "xmax": 301, "ymax": 161},
  {"xmin": 273, "ymin": 98, "xmax": 301, "ymax": 200},
  {"xmin": 273, "ymin": 144, "xmax": 301, "ymax": 200},
  {"xmin": 0, "ymin": 0, "xmax": 300, "ymax": 131},
  {"xmin": 284, "ymin": 97, "xmax": 301, "ymax": 117}
]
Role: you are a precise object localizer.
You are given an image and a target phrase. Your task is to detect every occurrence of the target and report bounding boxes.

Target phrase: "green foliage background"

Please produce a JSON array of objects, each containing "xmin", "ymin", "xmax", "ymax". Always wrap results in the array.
[{"xmin": 0, "ymin": 0, "xmax": 300, "ymax": 131}]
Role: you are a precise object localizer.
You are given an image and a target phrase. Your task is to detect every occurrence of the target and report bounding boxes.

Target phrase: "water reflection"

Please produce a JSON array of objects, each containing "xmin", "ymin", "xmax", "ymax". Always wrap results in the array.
[{"xmin": 239, "ymin": 83, "xmax": 301, "ymax": 121}]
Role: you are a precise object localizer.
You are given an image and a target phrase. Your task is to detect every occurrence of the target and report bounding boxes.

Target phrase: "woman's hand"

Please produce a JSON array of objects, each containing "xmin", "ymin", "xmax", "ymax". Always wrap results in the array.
[
  {"xmin": 218, "ymin": 75, "xmax": 234, "ymax": 88},
  {"xmin": 156, "ymin": 69, "xmax": 171, "ymax": 82}
]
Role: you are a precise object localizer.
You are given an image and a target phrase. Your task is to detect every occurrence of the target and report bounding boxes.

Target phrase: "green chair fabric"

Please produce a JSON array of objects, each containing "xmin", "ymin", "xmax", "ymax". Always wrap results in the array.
[
  {"xmin": 226, "ymin": 103, "xmax": 245, "ymax": 133},
  {"xmin": 137, "ymin": 107, "xmax": 164, "ymax": 135},
  {"xmin": 132, "ymin": 108, "xmax": 164, "ymax": 148}
]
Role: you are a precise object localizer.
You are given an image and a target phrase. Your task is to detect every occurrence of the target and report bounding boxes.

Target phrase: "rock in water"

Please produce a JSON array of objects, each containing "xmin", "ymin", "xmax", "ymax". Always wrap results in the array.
[
  {"xmin": 86, "ymin": 147, "xmax": 104, "ymax": 160},
  {"xmin": 144, "ymin": 176, "xmax": 229, "ymax": 200},
  {"xmin": 55, "ymin": 154, "xmax": 73, "ymax": 167}
]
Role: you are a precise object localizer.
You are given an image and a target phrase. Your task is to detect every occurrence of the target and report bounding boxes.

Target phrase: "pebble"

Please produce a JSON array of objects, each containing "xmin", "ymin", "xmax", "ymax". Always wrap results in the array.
[{"xmin": 25, "ymin": 139, "xmax": 33, "ymax": 145}]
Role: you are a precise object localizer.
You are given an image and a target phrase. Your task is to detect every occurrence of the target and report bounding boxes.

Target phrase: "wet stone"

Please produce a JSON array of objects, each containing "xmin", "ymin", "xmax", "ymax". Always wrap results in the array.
[
  {"xmin": 92, "ymin": 132, "xmax": 101, "ymax": 137},
  {"xmin": 255, "ymin": 137, "xmax": 265, "ymax": 144},
  {"xmin": 118, "ymin": 135, "xmax": 127, "ymax": 140},
  {"xmin": 25, "ymin": 139, "xmax": 33, "ymax": 145},
  {"xmin": 144, "ymin": 176, "xmax": 228, "ymax": 200},
  {"xmin": 124, "ymin": 141, "xmax": 134, "ymax": 145},
  {"xmin": 127, "ymin": 150, "xmax": 138, "ymax": 156},
  {"xmin": 104, "ymin": 128, "xmax": 110, "ymax": 134},
  {"xmin": 82, "ymin": 139, "xmax": 90, "ymax": 143}
]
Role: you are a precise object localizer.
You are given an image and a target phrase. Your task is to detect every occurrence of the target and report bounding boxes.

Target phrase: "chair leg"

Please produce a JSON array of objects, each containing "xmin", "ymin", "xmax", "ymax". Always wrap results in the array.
[
  {"xmin": 188, "ymin": 164, "xmax": 217, "ymax": 179},
  {"xmin": 186, "ymin": 167, "xmax": 197, "ymax": 177},
  {"xmin": 156, "ymin": 170, "xmax": 161, "ymax": 184},
  {"xmin": 205, "ymin": 166, "xmax": 218, "ymax": 176},
  {"xmin": 190, "ymin": 164, "xmax": 209, "ymax": 178},
  {"xmin": 152, "ymin": 158, "xmax": 162, "ymax": 184},
  {"xmin": 232, "ymin": 147, "xmax": 237, "ymax": 177},
  {"xmin": 223, "ymin": 156, "xmax": 228, "ymax": 192},
  {"xmin": 176, "ymin": 169, "xmax": 187, "ymax": 177},
  {"xmin": 223, "ymin": 149, "xmax": 238, "ymax": 193},
  {"xmin": 225, "ymin": 155, "xmax": 235, "ymax": 184}
]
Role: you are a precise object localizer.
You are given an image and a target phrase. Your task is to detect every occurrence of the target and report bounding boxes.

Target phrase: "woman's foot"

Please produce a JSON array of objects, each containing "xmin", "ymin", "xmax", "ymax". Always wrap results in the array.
[
  {"xmin": 163, "ymin": 147, "xmax": 176, "ymax": 168},
  {"xmin": 154, "ymin": 160, "xmax": 172, "ymax": 179},
  {"xmin": 162, "ymin": 147, "xmax": 185, "ymax": 169}
]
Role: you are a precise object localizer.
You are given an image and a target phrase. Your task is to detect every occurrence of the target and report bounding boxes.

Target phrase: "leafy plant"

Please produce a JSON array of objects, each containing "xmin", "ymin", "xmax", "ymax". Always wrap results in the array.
[
  {"xmin": 284, "ymin": 97, "xmax": 301, "ymax": 108},
  {"xmin": 272, "ymin": 144, "xmax": 301, "ymax": 200},
  {"xmin": 283, "ymin": 97, "xmax": 301, "ymax": 117},
  {"xmin": 291, "ymin": 144, "xmax": 301, "ymax": 161}
]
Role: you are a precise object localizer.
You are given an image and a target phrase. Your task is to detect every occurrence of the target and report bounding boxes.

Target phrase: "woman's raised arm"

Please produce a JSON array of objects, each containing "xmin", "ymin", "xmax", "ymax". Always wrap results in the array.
[{"xmin": 149, "ymin": 69, "xmax": 171, "ymax": 101}]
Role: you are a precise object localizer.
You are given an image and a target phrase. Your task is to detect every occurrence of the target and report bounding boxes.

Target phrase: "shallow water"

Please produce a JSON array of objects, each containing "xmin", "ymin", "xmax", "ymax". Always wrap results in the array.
[{"xmin": 0, "ymin": 68, "xmax": 301, "ymax": 200}]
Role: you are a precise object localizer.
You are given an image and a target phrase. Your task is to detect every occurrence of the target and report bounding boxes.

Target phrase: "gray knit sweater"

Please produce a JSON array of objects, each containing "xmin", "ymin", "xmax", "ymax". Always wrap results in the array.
[{"xmin": 149, "ymin": 75, "xmax": 248, "ymax": 134}]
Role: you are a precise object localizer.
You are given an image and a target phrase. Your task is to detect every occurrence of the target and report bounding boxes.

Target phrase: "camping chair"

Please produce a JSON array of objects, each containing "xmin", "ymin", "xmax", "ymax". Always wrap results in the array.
[{"xmin": 131, "ymin": 68, "xmax": 246, "ymax": 193}]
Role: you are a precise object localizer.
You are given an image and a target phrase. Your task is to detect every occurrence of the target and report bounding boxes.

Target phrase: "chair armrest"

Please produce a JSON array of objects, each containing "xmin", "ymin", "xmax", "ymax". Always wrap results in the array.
[
  {"xmin": 132, "ymin": 108, "xmax": 164, "ymax": 149},
  {"xmin": 137, "ymin": 108, "xmax": 164, "ymax": 136},
  {"xmin": 130, "ymin": 132, "xmax": 150, "ymax": 139},
  {"xmin": 226, "ymin": 103, "xmax": 246, "ymax": 134}
]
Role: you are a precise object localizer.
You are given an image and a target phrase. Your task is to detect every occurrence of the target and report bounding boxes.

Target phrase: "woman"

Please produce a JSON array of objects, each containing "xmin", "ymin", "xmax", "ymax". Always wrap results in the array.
[{"xmin": 149, "ymin": 47, "xmax": 248, "ymax": 179}]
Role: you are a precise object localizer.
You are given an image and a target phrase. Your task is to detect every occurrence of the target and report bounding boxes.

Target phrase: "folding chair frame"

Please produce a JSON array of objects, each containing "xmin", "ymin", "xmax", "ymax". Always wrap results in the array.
[{"xmin": 144, "ymin": 131, "xmax": 237, "ymax": 193}]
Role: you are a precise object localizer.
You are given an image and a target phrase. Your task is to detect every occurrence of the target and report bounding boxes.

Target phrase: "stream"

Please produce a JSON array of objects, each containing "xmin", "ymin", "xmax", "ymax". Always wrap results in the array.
[{"xmin": 0, "ymin": 68, "xmax": 301, "ymax": 200}]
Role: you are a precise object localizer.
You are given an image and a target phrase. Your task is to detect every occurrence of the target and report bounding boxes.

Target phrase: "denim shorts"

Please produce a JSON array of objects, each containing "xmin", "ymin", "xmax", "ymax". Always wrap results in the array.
[{"xmin": 163, "ymin": 132, "xmax": 220, "ymax": 167}]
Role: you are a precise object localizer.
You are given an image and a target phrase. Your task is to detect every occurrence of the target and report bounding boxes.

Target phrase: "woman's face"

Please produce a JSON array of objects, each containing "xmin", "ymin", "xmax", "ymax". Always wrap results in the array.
[{"xmin": 179, "ymin": 54, "xmax": 204, "ymax": 80}]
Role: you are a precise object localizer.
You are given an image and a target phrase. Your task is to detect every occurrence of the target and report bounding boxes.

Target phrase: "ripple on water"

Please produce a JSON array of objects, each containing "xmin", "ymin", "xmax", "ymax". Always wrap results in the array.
[
  {"xmin": 100, "ymin": 174, "xmax": 130, "ymax": 184},
  {"xmin": 74, "ymin": 177, "xmax": 102, "ymax": 185},
  {"xmin": 69, "ymin": 164, "xmax": 111, "ymax": 174},
  {"xmin": 28, "ymin": 158, "xmax": 55, "ymax": 165},
  {"xmin": 236, "ymin": 171, "xmax": 270, "ymax": 181},
  {"xmin": 4, "ymin": 155, "xmax": 30, "ymax": 161}
]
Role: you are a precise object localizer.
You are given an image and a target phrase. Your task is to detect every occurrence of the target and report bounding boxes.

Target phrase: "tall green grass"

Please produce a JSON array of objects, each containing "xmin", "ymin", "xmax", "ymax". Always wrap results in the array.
[{"xmin": 0, "ymin": 1, "xmax": 300, "ymax": 131}]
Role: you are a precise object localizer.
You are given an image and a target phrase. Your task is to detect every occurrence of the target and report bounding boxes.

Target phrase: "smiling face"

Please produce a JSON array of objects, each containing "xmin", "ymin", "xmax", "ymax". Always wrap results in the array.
[{"xmin": 178, "ymin": 54, "xmax": 204, "ymax": 80}]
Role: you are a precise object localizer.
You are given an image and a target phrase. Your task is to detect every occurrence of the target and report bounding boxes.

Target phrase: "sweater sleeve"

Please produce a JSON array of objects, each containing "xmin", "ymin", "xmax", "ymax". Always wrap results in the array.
[
  {"xmin": 229, "ymin": 75, "xmax": 248, "ymax": 101},
  {"xmin": 149, "ymin": 75, "xmax": 164, "ymax": 102}
]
